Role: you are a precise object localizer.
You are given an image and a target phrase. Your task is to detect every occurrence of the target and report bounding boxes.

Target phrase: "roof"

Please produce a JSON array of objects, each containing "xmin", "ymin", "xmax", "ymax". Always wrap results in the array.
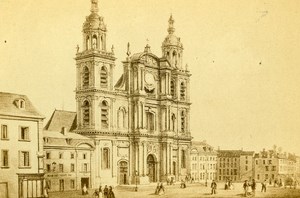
[
  {"xmin": 43, "ymin": 130, "xmax": 94, "ymax": 148},
  {"xmin": 44, "ymin": 110, "xmax": 77, "ymax": 132},
  {"xmin": 0, "ymin": 92, "xmax": 44, "ymax": 119},
  {"xmin": 218, "ymin": 150, "xmax": 243, "ymax": 157},
  {"xmin": 191, "ymin": 141, "xmax": 218, "ymax": 154},
  {"xmin": 43, "ymin": 130, "xmax": 90, "ymax": 139}
]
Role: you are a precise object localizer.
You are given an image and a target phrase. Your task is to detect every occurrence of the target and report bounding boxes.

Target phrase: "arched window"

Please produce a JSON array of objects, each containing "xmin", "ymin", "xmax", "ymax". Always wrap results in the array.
[
  {"xmin": 146, "ymin": 112, "xmax": 155, "ymax": 132},
  {"xmin": 102, "ymin": 148, "xmax": 110, "ymax": 169},
  {"xmin": 180, "ymin": 82, "xmax": 185, "ymax": 100},
  {"xmin": 92, "ymin": 35, "xmax": 97, "ymax": 49},
  {"xmin": 171, "ymin": 114, "xmax": 176, "ymax": 131},
  {"xmin": 101, "ymin": 101, "xmax": 109, "ymax": 129},
  {"xmin": 170, "ymin": 80, "xmax": 175, "ymax": 97},
  {"xmin": 181, "ymin": 111, "xmax": 185, "ymax": 132},
  {"xmin": 100, "ymin": 66, "xmax": 108, "ymax": 87},
  {"xmin": 82, "ymin": 67, "xmax": 89, "ymax": 88},
  {"xmin": 173, "ymin": 51, "xmax": 177, "ymax": 66},
  {"xmin": 101, "ymin": 36, "xmax": 104, "ymax": 50},
  {"xmin": 82, "ymin": 100, "xmax": 90, "ymax": 126},
  {"xmin": 86, "ymin": 36, "xmax": 90, "ymax": 50},
  {"xmin": 118, "ymin": 108, "xmax": 126, "ymax": 129}
]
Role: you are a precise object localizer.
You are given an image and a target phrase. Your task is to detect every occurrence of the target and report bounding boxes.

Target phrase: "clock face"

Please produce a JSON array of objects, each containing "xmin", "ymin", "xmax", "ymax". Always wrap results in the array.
[{"xmin": 145, "ymin": 72, "xmax": 155, "ymax": 85}]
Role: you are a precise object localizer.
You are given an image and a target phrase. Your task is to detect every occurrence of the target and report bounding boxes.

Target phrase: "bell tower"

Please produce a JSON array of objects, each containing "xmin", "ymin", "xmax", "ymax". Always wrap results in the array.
[
  {"xmin": 162, "ymin": 15, "xmax": 184, "ymax": 70},
  {"xmin": 75, "ymin": 0, "xmax": 116, "ymax": 131}
]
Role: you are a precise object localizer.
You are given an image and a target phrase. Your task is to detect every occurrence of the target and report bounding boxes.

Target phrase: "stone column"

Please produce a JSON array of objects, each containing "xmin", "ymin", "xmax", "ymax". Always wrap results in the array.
[
  {"xmin": 96, "ymin": 140, "xmax": 100, "ymax": 177},
  {"xmin": 169, "ymin": 143, "xmax": 173, "ymax": 175},
  {"xmin": 112, "ymin": 141, "xmax": 117, "ymax": 177},
  {"xmin": 91, "ymin": 97, "xmax": 96, "ymax": 127},
  {"xmin": 138, "ymin": 142, "xmax": 143, "ymax": 175},
  {"xmin": 143, "ymin": 142, "xmax": 147, "ymax": 176},
  {"xmin": 178, "ymin": 145, "xmax": 182, "ymax": 178},
  {"xmin": 166, "ymin": 142, "xmax": 170, "ymax": 175}
]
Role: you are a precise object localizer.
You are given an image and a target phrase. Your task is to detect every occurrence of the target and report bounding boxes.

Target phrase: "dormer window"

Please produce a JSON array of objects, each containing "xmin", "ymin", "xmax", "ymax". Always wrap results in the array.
[
  {"xmin": 16, "ymin": 99, "xmax": 26, "ymax": 109},
  {"xmin": 66, "ymin": 138, "xmax": 72, "ymax": 145}
]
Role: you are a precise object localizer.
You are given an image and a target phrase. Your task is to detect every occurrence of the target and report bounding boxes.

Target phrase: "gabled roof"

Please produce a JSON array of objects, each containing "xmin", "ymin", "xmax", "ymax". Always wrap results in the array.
[
  {"xmin": 43, "ymin": 130, "xmax": 94, "ymax": 148},
  {"xmin": 44, "ymin": 110, "xmax": 77, "ymax": 132},
  {"xmin": 0, "ymin": 92, "xmax": 44, "ymax": 119}
]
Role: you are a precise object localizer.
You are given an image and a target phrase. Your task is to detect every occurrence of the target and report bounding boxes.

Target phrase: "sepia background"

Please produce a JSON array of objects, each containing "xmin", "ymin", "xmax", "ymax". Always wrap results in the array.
[{"xmin": 0, "ymin": 0, "xmax": 300, "ymax": 154}]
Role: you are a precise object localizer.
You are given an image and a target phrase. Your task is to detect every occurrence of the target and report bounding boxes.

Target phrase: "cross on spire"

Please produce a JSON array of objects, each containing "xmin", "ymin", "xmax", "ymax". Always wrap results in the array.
[
  {"xmin": 168, "ymin": 14, "xmax": 175, "ymax": 34},
  {"xmin": 91, "ymin": 0, "xmax": 99, "ymax": 13}
]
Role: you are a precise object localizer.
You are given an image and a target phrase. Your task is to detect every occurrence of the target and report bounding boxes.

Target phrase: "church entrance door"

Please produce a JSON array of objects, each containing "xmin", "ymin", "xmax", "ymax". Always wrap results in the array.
[
  {"xmin": 147, "ymin": 154, "xmax": 156, "ymax": 183},
  {"xmin": 118, "ymin": 161, "xmax": 128, "ymax": 185}
]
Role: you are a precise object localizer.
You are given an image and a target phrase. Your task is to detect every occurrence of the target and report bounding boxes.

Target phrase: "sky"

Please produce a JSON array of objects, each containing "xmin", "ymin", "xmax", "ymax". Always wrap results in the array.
[{"xmin": 1, "ymin": 0, "xmax": 300, "ymax": 155}]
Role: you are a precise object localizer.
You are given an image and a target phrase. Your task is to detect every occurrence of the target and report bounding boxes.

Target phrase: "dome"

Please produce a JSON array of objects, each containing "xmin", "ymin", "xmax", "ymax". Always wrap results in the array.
[
  {"xmin": 163, "ymin": 34, "xmax": 183, "ymax": 48},
  {"xmin": 83, "ymin": 13, "xmax": 106, "ymax": 31}
]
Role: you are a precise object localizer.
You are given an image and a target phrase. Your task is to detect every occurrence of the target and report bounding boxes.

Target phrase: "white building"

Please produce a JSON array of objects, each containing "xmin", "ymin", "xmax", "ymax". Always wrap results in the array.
[
  {"xmin": 0, "ymin": 92, "xmax": 44, "ymax": 198},
  {"xmin": 43, "ymin": 110, "xmax": 95, "ymax": 192},
  {"xmin": 190, "ymin": 141, "xmax": 217, "ymax": 184}
]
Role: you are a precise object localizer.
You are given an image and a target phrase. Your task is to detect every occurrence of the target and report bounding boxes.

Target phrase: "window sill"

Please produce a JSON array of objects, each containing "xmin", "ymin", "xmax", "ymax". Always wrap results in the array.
[
  {"xmin": 1, "ymin": 166, "xmax": 10, "ymax": 169},
  {"xmin": 19, "ymin": 166, "xmax": 31, "ymax": 169},
  {"xmin": 19, "ymin": 139, "xmax": 31, "ymax": 142},
  {"xmin": 1, "ymin": 138, "xmax": 9, "ymax": 141}
]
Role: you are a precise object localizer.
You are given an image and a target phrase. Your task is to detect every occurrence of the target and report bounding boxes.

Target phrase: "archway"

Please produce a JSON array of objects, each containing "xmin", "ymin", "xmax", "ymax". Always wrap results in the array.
[
  {"xmin": 147, "ymin": 154, "xmax": 157, "ymax": 183},
  {"xmin": 118, "ymin": 161, "xmax": 128, "ymax": 185}
]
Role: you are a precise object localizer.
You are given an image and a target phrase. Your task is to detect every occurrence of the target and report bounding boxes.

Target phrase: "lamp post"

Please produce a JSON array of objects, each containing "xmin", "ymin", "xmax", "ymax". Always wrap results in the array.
[
  {"xmin": 205, "ymin": 170, "xmax": 208, "ymax": 187},
  {"xmin": 135, "ymin": 170, "xmax": 138, "ymax": 192}
]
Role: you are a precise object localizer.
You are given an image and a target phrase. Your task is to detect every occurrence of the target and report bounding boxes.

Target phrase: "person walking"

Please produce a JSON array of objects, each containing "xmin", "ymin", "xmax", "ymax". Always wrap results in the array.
[
  {"xmin": 243, "ymin": 180, "xmax": 249, "ymax": 197},
  {"xmin": 103, "ymin": 185, "xmax": 109, "ymax": 198},
  {"xmin": 261, "ymin": 180, "xmax": 267, "ymax": 192},
  {"xmin": 99, "ymin": 186, "xmax": 103, "ymax": 198},
  {"xmin": 155, "ymin": 182, "xmax": 160, "ymax": 195},
  {"xmin": 251, "ymin": 179, "xmax": 256, "ymax": 197},
  {"xmin": 211, "ymin": 180, "xmax": 217, "ymax": 195},
  {"xmin": 107, "ymin": 186, "xmax": 115, "ymax": 198}
]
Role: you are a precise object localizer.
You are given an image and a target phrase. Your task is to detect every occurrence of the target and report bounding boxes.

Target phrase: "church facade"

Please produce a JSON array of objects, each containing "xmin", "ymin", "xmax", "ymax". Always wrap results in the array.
[{"xmin": 74, "ymin": 0, "xmax": 192, "ymax": 186}]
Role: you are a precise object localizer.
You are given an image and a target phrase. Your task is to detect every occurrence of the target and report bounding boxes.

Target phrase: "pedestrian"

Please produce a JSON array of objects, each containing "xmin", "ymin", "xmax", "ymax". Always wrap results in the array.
[
  {"xmin": 107, "ymin": 186, "xmax": 115, "ymax": 198},
  {"xmin": 158, "ymin": 182, "xmax": 165, "ymax": 195},
  {"xmin": 99, "ymin": 186, "xmax": 103, "ymax": 198},
  {"xmin": 261, "ymin": 180, "xmax": 267, "ymax": 192},
  {"xmin": 103, "ymin": 185, "xmax": 109, "ymax": 198},
  {"xmin": 180, "ymin": 179, "xmax": 186, "ymax": 188},
  {"xmin": 82, "ymin": 184, "xmax": 88, "ymax": 195},
  {"xmin": 155, "ymin": 182, "xmax": 160, "ymax": 194},
  {"xmin": 93, "ymin": 189, "xmax": 99, "ymax": 198},
  {"xmin": 211, "ymin": 180, "xmax": 217, "ymax": 195},
  {"xmin": 251, "ymin": 179, "xmax": 256, "ymax": 197},
  {"xmin": 243, "ymin": 180, "xmax": 249, "ymax": 197},
  {"xmin": 43, "ymin": 186, "xmax": 49, "ymax": 198}
]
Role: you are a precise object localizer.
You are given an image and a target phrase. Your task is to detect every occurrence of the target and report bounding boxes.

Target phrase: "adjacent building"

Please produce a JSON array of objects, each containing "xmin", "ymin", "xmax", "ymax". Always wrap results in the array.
[
  {"xmin": 190, "ymin": 141, "xmax": 217, "ymax": 183},
  {"xmin": 254, "ymin": 149, "xmax": 278, "ymax": 183},
  {"xmin": 216, "ymin": 150, "xmax": 254, "ymax": 182},
  {"xmin": 43, "ymin": 110, "xmax": 95, "ymax": 192},
  {"xmin": 0, "ymin": 92, "xmax": 45, "ymax": 198}
]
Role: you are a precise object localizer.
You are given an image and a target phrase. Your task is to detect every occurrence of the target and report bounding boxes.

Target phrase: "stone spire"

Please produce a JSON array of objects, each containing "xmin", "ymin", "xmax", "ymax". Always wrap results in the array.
[
  {"xmin": 167, "ymin": 14, "xmax": 175, "ymax": 34},
  {"xmin": 91, "ymin": 0, "xmax": 99, "ymax": 14}
]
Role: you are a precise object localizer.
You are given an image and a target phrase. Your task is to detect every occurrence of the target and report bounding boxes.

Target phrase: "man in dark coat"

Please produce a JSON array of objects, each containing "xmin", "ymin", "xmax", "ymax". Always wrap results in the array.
[
  {"xmin": 251, "ymin": 179, "xmax": 256, "ymax": 197},
  {"xmin": 211, "ymin": 180, "xmax": 217, "ymax": 195},
  {"xmin": 103, "ymin": 185, "xmax": 109, "ymax": 198},
  {"xmin": 107, "ymin": 186, "xmax": 115, "ymax": 198}
]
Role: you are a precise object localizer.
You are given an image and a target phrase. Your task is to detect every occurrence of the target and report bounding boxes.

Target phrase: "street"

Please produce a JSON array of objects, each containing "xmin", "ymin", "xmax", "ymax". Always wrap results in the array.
[{"xmin": 49, "ymin": 182, "xmax": 300, "ymax": 198}]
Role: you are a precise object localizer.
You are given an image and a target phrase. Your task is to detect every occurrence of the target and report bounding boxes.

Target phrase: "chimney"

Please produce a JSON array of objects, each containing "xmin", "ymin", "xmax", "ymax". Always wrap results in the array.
[{"xmin": 61, "ymin": 127, "xmax": 67, "ymax": 135}]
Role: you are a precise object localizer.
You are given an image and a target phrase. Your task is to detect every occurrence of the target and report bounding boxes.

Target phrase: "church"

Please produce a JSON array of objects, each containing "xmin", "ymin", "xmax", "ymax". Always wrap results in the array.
[{"xmin": 50, "ymin": 0, "xmax": 192, "ymax": 187}]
